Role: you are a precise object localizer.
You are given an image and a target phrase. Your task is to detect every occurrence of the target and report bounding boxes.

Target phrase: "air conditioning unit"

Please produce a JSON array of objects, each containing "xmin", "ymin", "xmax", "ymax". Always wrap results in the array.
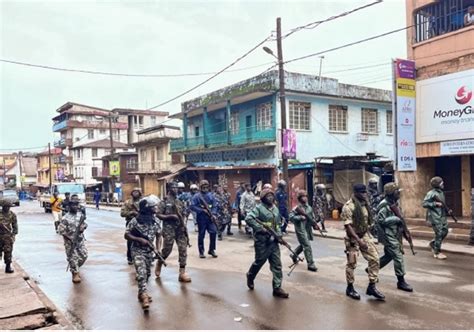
[{"xmin": 356, "ymin": 133, "xmax": 369, "ymax": 141}]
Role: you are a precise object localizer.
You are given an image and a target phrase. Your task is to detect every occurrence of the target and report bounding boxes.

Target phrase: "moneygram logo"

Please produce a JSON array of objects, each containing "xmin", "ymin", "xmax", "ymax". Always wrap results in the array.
[{"xmin": 455, "ymin": 86, "xmax": 472, "ymax": 105}]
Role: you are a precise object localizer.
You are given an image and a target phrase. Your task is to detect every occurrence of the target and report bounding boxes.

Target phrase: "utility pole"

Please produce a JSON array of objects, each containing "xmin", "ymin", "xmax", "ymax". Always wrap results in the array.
[
  {"xmin": 48, "ymin": 142, "xmax": 52, "ymax": 189},
  {"xmin": 276, "ymin": 17, "xmax": 289, "ymax": 185},
  {"xmin": 108, "ymin": 115, "xmax": 115, "ymax": 156},
  {"xmin": 318, "ymin": 56, "xmax": 325, "ymax": 91},
  {"xmin": 18, "ymin": 151, "xmax": 23, "ymax": 191}
]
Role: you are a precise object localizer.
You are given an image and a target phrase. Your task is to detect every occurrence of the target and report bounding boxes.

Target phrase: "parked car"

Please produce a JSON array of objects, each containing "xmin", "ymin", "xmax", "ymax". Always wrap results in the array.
[{"xmin": 0, "ymin": 189, "xmax": 20, "ymax": 206}]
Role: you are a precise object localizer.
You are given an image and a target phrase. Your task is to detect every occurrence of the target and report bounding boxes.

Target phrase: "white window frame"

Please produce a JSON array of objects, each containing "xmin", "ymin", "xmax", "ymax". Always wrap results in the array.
[
  {"xmin": 386, "ymin": 110, "xmax": 393, "ymax": 135},
  {"xmin": 256, "ymin": 102, "xmax": 273, "ymax": 131},
  {"xmin": 289, "ymin": 101, "xmax": 311, "ymax": 131},
  {"xmin": 328, "ymin": 105, "xmax": 348, "ymax": 132},
  {"xmin": 230, "ymin": 112, "xmax": 239, "ymax": 135},
  {"xmin": 87, "ymin": 129, "xmax": 94, "ymax": 139},
  {"xmin": 361, "ymin": 108, "xmax": 379, "ymax": 134},
  {"xmin": 92, "ymin": 148, "xmax": 98, "ymax": 158}
]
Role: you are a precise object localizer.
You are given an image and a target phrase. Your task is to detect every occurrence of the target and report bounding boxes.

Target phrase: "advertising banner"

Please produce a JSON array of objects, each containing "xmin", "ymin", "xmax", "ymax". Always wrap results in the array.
[
  {"xmin": 110, "ymin": 160, "xmax": 120, "ymax": 177},
  {"xmin": 282, "ymin": 129, "xmax": 296, "ymax": 159},
  {"xmin": 394, "ymin": 59, "xmax": 417, "ymax": 171},
  {"xmin": 416, "ymin": 69, "xmax": 474, "ymax": 143},
  {"xmin": 440, "ymin": 139, "xmax": 474, "ymax": 155}
]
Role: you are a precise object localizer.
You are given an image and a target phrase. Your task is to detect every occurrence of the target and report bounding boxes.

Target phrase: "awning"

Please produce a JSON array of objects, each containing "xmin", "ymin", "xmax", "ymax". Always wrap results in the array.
[
  {"xmin": 186, "ymin": 164, "xmax": 275, "ymax": 171},
  {"xmin": 157, "ymin": 163, "xmax": 188, "ymax": 181}
]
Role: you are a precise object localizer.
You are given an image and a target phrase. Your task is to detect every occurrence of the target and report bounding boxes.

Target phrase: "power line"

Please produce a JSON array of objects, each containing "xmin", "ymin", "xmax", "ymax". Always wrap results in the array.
[
  {"xmin": 284, "ymin": 25, "xmax": 415, "ymax": 65},
  {"xmin": 0, "ymin": 58, "xmax": 274, "ymax": 78}
]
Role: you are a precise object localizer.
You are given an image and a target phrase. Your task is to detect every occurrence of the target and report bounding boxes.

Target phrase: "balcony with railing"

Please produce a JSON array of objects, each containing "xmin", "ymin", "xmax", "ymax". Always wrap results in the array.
[
  {"xmin": 54, "ymin": 137, "xmax": 73, "ymax": 148},
  {"xmin": 170, "ymin": 125, "xmax": 276, "ymax": 153},
  {"xmin": 134, "ymin": 161, "xmax": 173, "ymax": 174},
  {"xmin": 53, "ymin": 119, "xmax": 128, "ymax": 132}
]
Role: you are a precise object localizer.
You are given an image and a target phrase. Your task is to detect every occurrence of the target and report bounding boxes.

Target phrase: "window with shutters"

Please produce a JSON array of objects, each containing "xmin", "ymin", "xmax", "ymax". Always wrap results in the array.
[
  {"xmin": 230, "ymin": 113, "xmax": 239, "ymax": 134},
  {"xmin": 386, "ymin": 110, "xmax": 393, "ymax": 135},
  {"xmin": 256, "ymin": 103, "xmax": 273, "ymax": 130},
  {"xmin": 361, "ymin": 108, "xmax": 378, "ymax": 134},
  {"xmin": 289, "ymin": 101, "xmax": 310, "ymax": 130},
  {"xmin": 328, "ymin": 105, "xmax": 348, "ymax": 132}
]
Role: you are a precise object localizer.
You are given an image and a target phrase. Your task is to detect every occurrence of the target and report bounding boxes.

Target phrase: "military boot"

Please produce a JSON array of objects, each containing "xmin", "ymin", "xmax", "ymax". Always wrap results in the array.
[
  {"xmin": 366, "ymin": 282, "xmax": 385, "ymax": 300},
  {"xmin": 139, "ymin": 293, "xmax": 150, "ymax": 310},
  {"xmin": 397, "ymin": 276, "xmax": 413, "ymax": 292},
  {"xmin": 178, "ymin": 268, "xmax": 192, "ymax": 283},
  {"xmin": 307, "ymin": 263, "xmax": 318, "ymax": 272},
  {"xmin": 155, "ymin": 261, "xmax": 162, "ymax": 278},
  {"xmin": 346, "ymin": 283, "xmax": 360, "ymax": 300},
  {"xmin": 246, "ymin": 273, "xmax": 254, "ymax": 290},
  {"xmin": 5, "ymin": 262, "xmax": 14, "ymax": 274},
  {"xmin": 72, "ymin": 272, "xmax": 82, "ymax": 283},
  {"xmin": 272, "ymin": 287, "xmax": 289, "ymax": 299}
]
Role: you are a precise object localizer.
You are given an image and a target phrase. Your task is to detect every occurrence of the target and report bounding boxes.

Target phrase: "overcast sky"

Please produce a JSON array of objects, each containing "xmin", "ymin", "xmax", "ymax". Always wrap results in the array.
[{"xmin": 0, "ymin": 0, "xmax": 406, "ymax": 151}]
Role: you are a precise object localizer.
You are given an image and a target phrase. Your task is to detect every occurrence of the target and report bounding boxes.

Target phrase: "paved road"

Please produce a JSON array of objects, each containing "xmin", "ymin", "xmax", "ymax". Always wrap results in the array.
[{"xmin": 10, "ymin": 201, "xmax": 474, "ymax": 329}]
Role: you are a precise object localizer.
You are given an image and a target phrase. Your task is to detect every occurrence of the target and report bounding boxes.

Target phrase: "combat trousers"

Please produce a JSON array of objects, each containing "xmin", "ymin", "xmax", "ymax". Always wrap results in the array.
[
  {"xmin": 197, "ymin": 218, "xmax": 217, "ymax": 255},
  {"xmin": 0, "ymin": 235, "xmax": 14, "ymax": 264},
  {"xmin": 64, "ymin": 239, "xmax": 88, "ymax": 273},
  {"xmin": 431, "ymin": 221, "xmax": 448, "ymax": 254},
  {"xmin": 379, "ymin": 242, "xmax": 405, "ymax": 277},
  {"xmin": 293, "ymin": 221, "xmax": 314, "ymax": 265},
  {"xmin": 126, "ymin": 220, "xmax": 132, "ymax": 262},
  {"xmin": 247, "ymin": 234, "xmax": 283, "ymax": 289},
  {"xmin": 344, "ymin": 233, "xmax": 379, "ymax": 284},
  {"xmin": 161, "ymin": 221, "xmax": 188, "ymax": 268},
  {"xmin": 132, "ymin": 249, "xmax": 153, "ymax": 295}
]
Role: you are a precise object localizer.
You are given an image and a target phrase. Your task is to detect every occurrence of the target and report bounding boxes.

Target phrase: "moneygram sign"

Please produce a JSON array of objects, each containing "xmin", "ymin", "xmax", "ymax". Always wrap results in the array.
[
  {"xmin": 417, "ymin": 69, "xmax": 474, "ymax": 143},
  {"xmin": 394, "ymin": 59, "xmax": 416, "ymax": 171}
]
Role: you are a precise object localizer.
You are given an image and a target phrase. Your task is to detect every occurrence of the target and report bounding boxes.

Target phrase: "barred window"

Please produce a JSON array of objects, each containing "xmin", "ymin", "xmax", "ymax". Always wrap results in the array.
[
  {"xmin": 256, "ymin": 102, "xmax": 273, "ymax": 130},
  {"xmin": 328, "ymin": 105, "xmax": 348, "ymax": 132},
  {"xmin": 126, "ymin": 158, "xmax": 137, "ymax": 170},
  {"xmin": 289, "ymin": 101, "xmax": 310, "ymax": 130},
  {"xmin": 361, "ymin": 108, "xmax": 378, "ymax": 134},
  {"xmin": 386, "ymin": 110, "xmax": 393, "ymax": 134},
  {"xmin": 230, "ymin": 112, "xmax": 239, "ymax": 134}
]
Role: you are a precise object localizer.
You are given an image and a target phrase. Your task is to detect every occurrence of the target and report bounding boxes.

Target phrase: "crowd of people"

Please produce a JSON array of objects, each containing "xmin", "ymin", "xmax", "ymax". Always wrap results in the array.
[{"xmin": 0, "ymin": 176, "xmax": 456, "ymax": 311}]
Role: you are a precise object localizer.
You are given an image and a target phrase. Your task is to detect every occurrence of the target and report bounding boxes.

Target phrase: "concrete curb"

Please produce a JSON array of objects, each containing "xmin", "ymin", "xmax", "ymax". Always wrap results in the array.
[{"xmin": 13, "ymin": 263, "xmax": 74, "ymax": 330}]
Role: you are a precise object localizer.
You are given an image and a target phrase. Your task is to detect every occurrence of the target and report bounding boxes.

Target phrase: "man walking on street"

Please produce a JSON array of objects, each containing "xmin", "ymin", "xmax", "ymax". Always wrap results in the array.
[
  {"xmin": 240, "ymin": 183, "xmax": 256, "ymax": 235},
  {"xmin": 376, "ymin": 183, "xmax": 413, "ymax": 292},
  {"xmin": 368, "ymin": 177, "xmax": 382, "ymax": 241},
  {"xmin": 155, "ymin": 182, "xmax": 191, "ymax": 282},
  {"xmin": 188, "ymin": 184, "xmax": 199, "ymax": 232},
  {"xmin": 341, "ymin": 184, "xmax": 385, "ymax": 301},
  {"xmin": 125, "ymin": 195, "xmax": 162, "ymax": 310},
  {"xmin": 289, "ymin": 190, "xmax": 318, "ymax": 272},
  {"xmin": 422, "ymin": 176, "xmax": 450, "ymax": 260},
  {"xmin": 121, "ymin": 187, "xmax": 142, "ymax": 265},
  {"xmin": 223, "ymin": 185, "xmax": 233, "ymax": 236},
  {"xmin": 235, "ymin": 182, "xmax": 245, "ymax": 231},
  {"xmin": 50, "ymin": 191, "xmax": 62, "ymax": 233},
  {"xmin": 190, "ymin": 180, "xmax": 218, "ymax": 258},
  {"xmin": 58, "ymin": 195, "xmax": 88, "ymax": 284},
  {"xmin": 215, "ymin": 185, "xmax": 232, "ymax": 240},
  {"xmin": 275, "ymin": 180, "xmax": 289, "ymax": 234},
  {"xmin": 93, "ymin": 188, "xmax": 101, "ymax": 210},
  {"xmin": 62, "ymin": 192, "xmax": 71, "ymax": 215},
  {"xmin": 245, "ymin": 188, "xmax": 289, "ymax": 298},
  {"xmin": 0, "ymin": 200, "xmax": 18, "ymax": 273},
  {"xmin": 313, "ymin": 184, "xmax": 328, "ymax": 232}
]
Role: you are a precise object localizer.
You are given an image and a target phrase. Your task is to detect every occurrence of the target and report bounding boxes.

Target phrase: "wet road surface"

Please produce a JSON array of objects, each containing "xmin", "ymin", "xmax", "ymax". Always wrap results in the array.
[{"xmin": 8, "ymin": 201, "xmax": 474, "ymax": 329}]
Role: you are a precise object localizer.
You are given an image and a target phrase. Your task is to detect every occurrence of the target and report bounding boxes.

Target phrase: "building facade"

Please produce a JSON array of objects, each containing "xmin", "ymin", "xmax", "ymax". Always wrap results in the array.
[
  {"xmin": 399, "ymin": 0, "xmax": 474, "ymax": 218},
  {"xmin": 36, "ymin": 148, "xmax": 67, "ymax": 186},
  {"xmin": 170, "ymin": 70, "xmax": 392, "ymax": 202}
]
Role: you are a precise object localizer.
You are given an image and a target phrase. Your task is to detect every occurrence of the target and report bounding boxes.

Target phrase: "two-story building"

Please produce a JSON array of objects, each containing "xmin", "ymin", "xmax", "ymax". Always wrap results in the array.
[
  {"xmin": 399, "ymin": 0, "xmax": 474, "ymax": 219},
  {"xmin": 36, "ymin": 148, "xmax": 67, "ymax": 186},
  {"xmin": 131, "ymin": 124, "xmax": 184, "ymax": 197},
  {"xmin": 170, "ymin": 70, "xmax": 393, "ymax": 202}
]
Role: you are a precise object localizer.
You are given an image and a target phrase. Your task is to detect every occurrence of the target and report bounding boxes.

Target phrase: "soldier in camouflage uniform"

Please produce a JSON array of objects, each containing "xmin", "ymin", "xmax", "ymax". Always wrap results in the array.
[
  {"xmin": 58, "ymin": 195, "xmax": 88, "ymax": 283},
  {"xmin": 341, "ymin": 184, "xmax": 385, "ymax": 301},
  {"xmin": 368, "ymin": 177, "xmax": 382, "ymax": 241},
  {"xmin": 376, "ymin": 183, "xmax": 413, "ymax": 292},
  {"xmin": 222, "ymin": 185, "xmax": 233, "ymax": 236},
  {"xmin": 125, "ymin": 195, "xmax": 162, "ymax": 310},
  {"xmin": 422, "ymin": 176, "xmax": 450, "ymax": 260},
  {"xmin": 121, "ymin": 187, "xmax": 142, "ymax": 265},
  {"xmin": 289, "ymin": 190, "xmax": 318, "ymax": 272},
  {"xmin": 155, "ymin": 183, "xmax": 191, "ymax": 283},
  {"xmin": 215, "ymin": 185, "xmax": 232, "ymax": 240},
  {"xmin": 0, "ymin": 200, "xmax": 18, "ymax": 273},
  {"xmin": 245, "ymin": 189, "xmax": 289, "ymax": 299},
  {"xmin": 313, "ymin": 184, "xmax": 328, "ymax": 232},
  {"xmin": 240, "ymin": 183, "xmax": 257, "ymax": 236}
]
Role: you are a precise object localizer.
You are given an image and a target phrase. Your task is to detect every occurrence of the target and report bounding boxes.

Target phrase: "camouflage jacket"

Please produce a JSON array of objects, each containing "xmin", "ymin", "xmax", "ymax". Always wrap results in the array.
[
  {"xmin": 312, "ymin": 193, "xmax": 327, "ymax": 222},
  {"xmin": 120, "ymin": 198, "xmax": 140, "ymax": 222},
  {"xmin": 368, "ymin": 189, "xmax": 383, "ymax": 219},
  {"xmin": 240, "ymin": 191, "xmax": 257, "ymax": 214},
  {"xmin": 341, "ymin": 197, "xmax": 371, "ymax": 235},
  {"xmin": 0, "ymin": 211, "xmax": 18, "ymax": 236},
  {"xmin": 157, "ymin": 195, "xmax": 185, "ymax": 223},
  {"xmin": 215, "ymin": 192, "xmax": 231, "ymax": 223},
  {"xmin": 58, "ymin": 212, "xmax": 87, "ymax": 241},
  {"xmin": 126, "ymin": 216, "xmax": 161, "ymax": 254}
]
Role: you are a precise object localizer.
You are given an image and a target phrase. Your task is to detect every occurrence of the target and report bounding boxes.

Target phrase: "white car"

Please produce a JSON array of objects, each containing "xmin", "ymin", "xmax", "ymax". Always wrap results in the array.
[{"xmin": 0, "ymin": 189, "xmax": 20, "ymax": 206}]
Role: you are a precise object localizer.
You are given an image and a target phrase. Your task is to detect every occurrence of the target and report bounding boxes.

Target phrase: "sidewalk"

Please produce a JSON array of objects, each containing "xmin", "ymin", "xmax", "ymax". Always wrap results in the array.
[{"xmin": 0, "ymin": 263, "xmax": 72, "ymax": 330}]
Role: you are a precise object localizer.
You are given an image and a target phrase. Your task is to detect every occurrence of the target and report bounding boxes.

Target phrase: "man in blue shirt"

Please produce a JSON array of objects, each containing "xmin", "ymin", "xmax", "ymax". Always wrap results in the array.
[
  {"xmin": 190, "ymin": 180, "xmax": 218, "ymax": 258},
  {"xmin": 275, "ymin": 180, "xmax": 289, "ymax": 234}
]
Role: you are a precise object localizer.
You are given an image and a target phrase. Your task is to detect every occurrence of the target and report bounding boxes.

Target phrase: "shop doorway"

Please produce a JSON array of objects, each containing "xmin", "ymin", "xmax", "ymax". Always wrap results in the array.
[{"xmin": 435, "ymin": 156, "xmax": 462, "ymax": 216}]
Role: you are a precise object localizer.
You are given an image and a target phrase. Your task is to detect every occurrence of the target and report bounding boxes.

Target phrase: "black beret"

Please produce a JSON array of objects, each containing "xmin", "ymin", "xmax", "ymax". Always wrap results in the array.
[{"xmin": 353, "ymin": 183, "xmax": 367, "ymax": 193}]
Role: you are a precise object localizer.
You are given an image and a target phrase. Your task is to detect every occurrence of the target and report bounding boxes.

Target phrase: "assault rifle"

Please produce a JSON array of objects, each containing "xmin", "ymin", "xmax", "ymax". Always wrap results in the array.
[
  {"xmin": 130, "ymin": 228, "xmax": 167, "ymax": 266},
  {"xmin": 66, "ymin": 212, "xmax": 86, "ymax": 271},
  {"xmin": 197, "ymin": 195, "xmax": 219, "ymax": 229},
  {"xmin": 254, "ymin": 218, "xmax": 304, "ymax": 277},
  {"xmin": 388, "ymin": 204, "xmax": 416, "ymax": 256},
  {"xmin": 432, "ymin": 195, "xmax": 458, "ymax": 223},
  {"xmin": 174, "ymin": 201, "xmax": 191, "ymax": 248},
  {"xmin": 294, "ymin": 206, "xmax": 326, "ymax": 237}
]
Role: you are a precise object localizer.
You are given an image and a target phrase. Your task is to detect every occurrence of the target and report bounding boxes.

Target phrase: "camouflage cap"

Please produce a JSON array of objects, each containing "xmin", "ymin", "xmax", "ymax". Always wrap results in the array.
[
  {"xmin": 430, "ymin": 176, "xmax": 443, "ymax": 188},
  {"xmin": 260, "ymin": 188, "xmax": 275, "ymax": 200},
  {"xmin": 69, "ymin": 196, "xmax": 80, "ymax": 205},
  {"xmin": 199, "ymin": 180, "xmax": 210, "ymax": 188},
  {"xmin": 353, "ymin": 183, "xmax": 367, "ymax": 193},
  {"xmin": 0, "ymin": 199, "xmax": 12, "ymax": 207},
  {"xmin": 131, "ymin": 187, "xmax": 142, "ymax": 194},
  {"xmin": 384, "ymin": 182, "xmax": 399, "ymax": 195}
]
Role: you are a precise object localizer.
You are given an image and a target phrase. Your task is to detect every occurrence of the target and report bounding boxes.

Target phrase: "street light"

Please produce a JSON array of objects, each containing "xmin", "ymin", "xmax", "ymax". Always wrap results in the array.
[{"xmin": 263, "ymin": 46, "xmax": 277, "ymax": 59}]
